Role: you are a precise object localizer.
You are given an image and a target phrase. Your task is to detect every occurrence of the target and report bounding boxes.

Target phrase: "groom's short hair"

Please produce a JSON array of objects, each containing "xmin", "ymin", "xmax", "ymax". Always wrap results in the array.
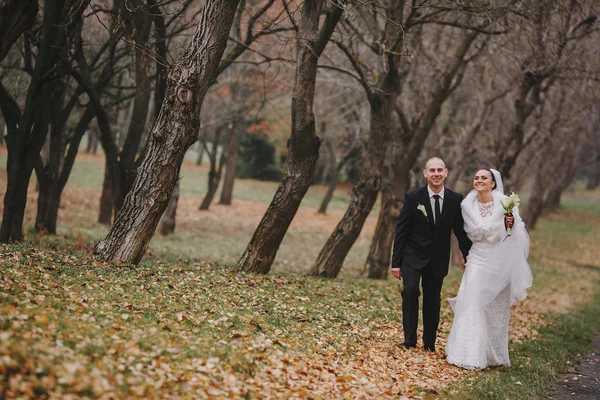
[{"xmin": 425, "ymin": 157, "xmax": 446, "ymax": 169}]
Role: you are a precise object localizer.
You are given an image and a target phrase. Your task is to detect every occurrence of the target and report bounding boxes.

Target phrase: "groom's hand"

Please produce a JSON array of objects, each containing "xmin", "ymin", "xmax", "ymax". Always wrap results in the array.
[{"xmin": 391, "ymin": 268, "xmax": 402, "ymax": 280}]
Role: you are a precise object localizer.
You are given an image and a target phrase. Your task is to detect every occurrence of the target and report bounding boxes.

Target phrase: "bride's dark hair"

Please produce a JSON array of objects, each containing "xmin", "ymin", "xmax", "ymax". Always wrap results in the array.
[{"xmin": 483, "ymin": 168, "xmax": 497, "ymax": 190}]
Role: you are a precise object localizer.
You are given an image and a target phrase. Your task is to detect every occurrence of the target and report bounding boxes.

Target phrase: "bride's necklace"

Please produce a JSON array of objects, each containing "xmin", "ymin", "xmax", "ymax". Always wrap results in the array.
[{"xmin": 478, "ymin": 200, "xmax": 495, "ymax": 217}]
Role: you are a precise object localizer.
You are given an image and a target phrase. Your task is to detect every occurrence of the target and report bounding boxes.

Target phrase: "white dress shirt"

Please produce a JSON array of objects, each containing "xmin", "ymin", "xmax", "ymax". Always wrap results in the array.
[{"xmin": 427, "ymin": 186, "xmax": 445, "ymax": 224}]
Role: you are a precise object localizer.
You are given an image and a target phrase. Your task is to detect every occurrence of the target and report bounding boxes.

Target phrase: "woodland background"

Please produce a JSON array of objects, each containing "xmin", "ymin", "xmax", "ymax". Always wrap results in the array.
[{"xmin": 1, "ymin": 0, "xmax": 600, "ymax": 398}]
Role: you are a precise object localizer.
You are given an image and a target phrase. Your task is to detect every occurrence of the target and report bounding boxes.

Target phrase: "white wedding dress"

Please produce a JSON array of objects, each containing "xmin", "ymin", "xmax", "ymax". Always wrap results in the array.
[{"xmin": 446, "ymin": 189, "xmax": 533, "ymax": 370}]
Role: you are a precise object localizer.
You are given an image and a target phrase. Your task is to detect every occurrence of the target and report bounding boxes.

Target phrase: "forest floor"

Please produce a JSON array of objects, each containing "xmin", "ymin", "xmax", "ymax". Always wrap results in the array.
[{"xmin": 1, "ymin": 150, "xmax": 600, "ymax": 399}]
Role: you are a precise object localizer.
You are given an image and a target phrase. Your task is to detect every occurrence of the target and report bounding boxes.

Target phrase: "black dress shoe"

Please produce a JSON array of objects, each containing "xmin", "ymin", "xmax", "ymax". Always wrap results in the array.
[
  {"xmin": 424, "ymin": 344, "xmax": 436, "ymax": 352},
  {"xmin": 398, "ymin": 342, "xmax": 416, "ymax": 350}
]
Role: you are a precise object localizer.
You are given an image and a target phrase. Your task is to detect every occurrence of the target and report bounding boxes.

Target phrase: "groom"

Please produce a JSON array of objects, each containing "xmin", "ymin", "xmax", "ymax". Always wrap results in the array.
[{"xmin": 391, "ymin": 157, "xmax": 471, "ymax": 352}]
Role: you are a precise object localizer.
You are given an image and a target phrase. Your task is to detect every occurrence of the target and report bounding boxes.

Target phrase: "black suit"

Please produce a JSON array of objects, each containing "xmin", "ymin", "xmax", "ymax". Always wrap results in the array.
[{"xmin": 391, "ymin": 186, "xmax": 471, "ymax": 349}]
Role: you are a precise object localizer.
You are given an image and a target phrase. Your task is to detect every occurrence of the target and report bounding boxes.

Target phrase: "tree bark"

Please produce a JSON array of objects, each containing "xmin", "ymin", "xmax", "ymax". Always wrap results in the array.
[
  {"xmin": 0, "ymin": 0, "xmax": 38, "ymax": 62},
  {"xmin": 34, "ymin": 77, "xmax": 67, "ymax": 234},
  {"xmin": 319, "ymin": 140, "xmax": 338, "ymax": 214},
  {"xmin": 318, "ymin": 138, "xmax": 359, "ymax": 214},
  {"xmin": 98, "ymin": 165, "xmax": 114, "ymax": 225},
  {"xmin": 237, "ymin": 1, "xmax": 343, "ymax": 274},
  {"xmin": 199, "ymin": 128, "xmax": 226, "ymax": 210},
  {"xmin": 219, "ymin": 126, "xmax": 239, "ymax": 205},
  {"xmin": 94, "ymin": 0, "xmax": 241, "ymax": 264},
  {"xmin": 196, "ymin": 140, "xmax": 205, "ymax": 165},
  {"xmin": 0, "ymin": 117, "xmax": 5, "ymax": 147},
  {"xmin": 86, "ymin": 125, "xmax": 99, "ymax": 154},
  {"xmin": 159, "ymin": 179, "xmax": 179, "ymax": 235}
]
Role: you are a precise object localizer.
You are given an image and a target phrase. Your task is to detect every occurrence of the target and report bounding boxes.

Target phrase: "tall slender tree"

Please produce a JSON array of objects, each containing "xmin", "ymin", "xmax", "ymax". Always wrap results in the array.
[{"xmin": 237, "ymin": 0, "xmax": 345, "ymax": 274}]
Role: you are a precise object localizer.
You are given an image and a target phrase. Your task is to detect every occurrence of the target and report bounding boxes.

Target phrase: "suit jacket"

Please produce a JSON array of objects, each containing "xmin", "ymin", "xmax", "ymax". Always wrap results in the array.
[{"xmin": 391, "ymin": 186, "xmax": 472, "ymax": 278}]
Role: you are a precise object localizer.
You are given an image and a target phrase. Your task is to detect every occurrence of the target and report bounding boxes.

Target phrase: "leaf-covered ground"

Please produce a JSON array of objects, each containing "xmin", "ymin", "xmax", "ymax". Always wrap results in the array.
[{"xmin": 1, "ymin": 152, "xmax": 600, "ymax": 398}]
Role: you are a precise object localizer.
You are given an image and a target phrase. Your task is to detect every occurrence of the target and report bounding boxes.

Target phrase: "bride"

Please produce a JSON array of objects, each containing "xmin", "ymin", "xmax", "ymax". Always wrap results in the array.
[{"xmin": 445, "ymin": 168, "xmax": 533, "ymax": 370}]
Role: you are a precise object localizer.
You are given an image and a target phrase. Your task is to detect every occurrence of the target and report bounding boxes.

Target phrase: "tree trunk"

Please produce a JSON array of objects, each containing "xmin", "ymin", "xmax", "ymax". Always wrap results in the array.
[
  {"xmin": 319, "ymin": 174, "xmax": 338, "ymax": 214},
  {"xmin": 524, "ymin": 165, "xmax": 546, "ymax": 229},
  {"xmin": 36, "ymin": 104, "xmax": 95, "ymax": 233},
  {"xmin": 200, "ymin": 127, "xmax": 226, "ymax": 210},
  {"xmin": 236, "ymin": 1, "xmax": 342, "ymax": 274},
  {"xmin": 196, "ymin": 140, "xmax": 205, "ymax": 165},
  {"xmin": 94, "ymin": 0, "xmax": 240, "ymax": 264},
  {"xmin": 587, "ymin": 164, "xmax": 600, "ymax": 190},
  {"xmin": 86, "ymin": 126, "xmax": 98, "ymax": 154},
  {"xmin": 219, "ymin": 126, "xmax": 238, "ymax": 205},
  {"xmin": 0, "ymin": 0, "xmax": 38, "ymax": 62},
  {"xmin": 159, "ymin": 179, "xmax": 179, "ymax": 235},
  {"xmin": 114, "ymin": 4, "xmax": 153, "ymax": 211},
  {"xmin": 362, "ymin": 31, "xmax": 478, "ymax": 280},
  {"xmin": 311, "ymin": 97, "xmax": 395, "ymax": 278},
  {"xmin": 0, "ymin": 118, "xmax": 5, "ymax": 147},
  {"xmin": 0, "ymin": 0, "xmax": 88, "ymax": 242},
  {"xmin": 98, "ymin": 165, "xmax": 114, "ymax": 224},
  {"xmin": 35, "ymin": 79, "xmax": 66, "ymax": 233},
  {"xmin": 318, "ymin": 139, "xmax": 337, "ymax": 214}
]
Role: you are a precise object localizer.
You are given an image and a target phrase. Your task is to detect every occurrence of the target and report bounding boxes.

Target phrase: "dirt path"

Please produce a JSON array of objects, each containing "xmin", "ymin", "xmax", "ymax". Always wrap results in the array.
[{"xmin": 549, "ymin": 334, "xmax": 600, "ymax": 399}]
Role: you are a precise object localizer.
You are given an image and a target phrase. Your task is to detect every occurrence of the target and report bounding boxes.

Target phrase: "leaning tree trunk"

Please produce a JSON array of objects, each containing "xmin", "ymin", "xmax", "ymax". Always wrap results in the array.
[
  {"xmin": 219, "ymin": 126, "xmax": 239, "ymax": 205},
  {"xmin": 94, "ymin": 0, "xmax": 240, "ymax": 264},
  {"xmin": 318, "ymin": 141, "xmax": 338, "ymax": 215},
  {"xmin": 236, "ymin": 1, "xmax": 343, "ymax": 274},
  {"xmin": 310, "ymin": 96, "xmax": 395, "ymax": 278}
]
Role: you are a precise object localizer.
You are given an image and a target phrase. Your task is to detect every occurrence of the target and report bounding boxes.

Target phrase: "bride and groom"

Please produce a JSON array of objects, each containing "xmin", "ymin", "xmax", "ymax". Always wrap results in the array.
[{"xmin": 391, "ymin": 157, "xmax": 533, "ymax": 370}]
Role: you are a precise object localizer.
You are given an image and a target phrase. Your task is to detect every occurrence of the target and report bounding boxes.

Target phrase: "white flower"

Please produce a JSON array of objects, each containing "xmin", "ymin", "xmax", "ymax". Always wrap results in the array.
[
  {"xmin": 499, "ymin": 192, "xmax": 520, "ymax": 213},
  {"xmin": 417, "ymin": 204, "xmax": 428, "ymax": 218}
]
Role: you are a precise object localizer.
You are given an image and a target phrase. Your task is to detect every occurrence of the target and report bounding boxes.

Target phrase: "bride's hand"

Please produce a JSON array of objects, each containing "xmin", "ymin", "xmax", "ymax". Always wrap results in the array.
[
  {"xmin": 461, "ymin": 258, "xmax": 466, "ymax": 273},
  {"xmin": 505, "ymin": 213, "xmax": 514, "ymax": 228}
]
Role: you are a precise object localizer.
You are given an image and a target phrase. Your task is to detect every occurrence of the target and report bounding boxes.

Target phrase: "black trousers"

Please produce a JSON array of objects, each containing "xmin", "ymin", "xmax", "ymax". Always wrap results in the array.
[{"xmin": 401, "ymin": 262, "xmax": 444, "ymax": 347}]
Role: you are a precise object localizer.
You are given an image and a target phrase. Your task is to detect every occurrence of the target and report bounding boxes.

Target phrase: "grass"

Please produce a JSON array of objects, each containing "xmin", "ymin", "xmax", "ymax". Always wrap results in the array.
[
  {"xmin": 1, "ymin": 149, "xmax": 600, "ymax": 398},
  {"xmin": 448, "ymin": 287, "xmax": 600, "ymax": 400}
]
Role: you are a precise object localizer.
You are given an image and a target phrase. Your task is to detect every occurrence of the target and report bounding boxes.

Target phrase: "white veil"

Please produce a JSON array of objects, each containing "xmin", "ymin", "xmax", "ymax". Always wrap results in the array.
[{"xmin": 490, "ymin": 168, "xmax": 504, "ymax": 195}]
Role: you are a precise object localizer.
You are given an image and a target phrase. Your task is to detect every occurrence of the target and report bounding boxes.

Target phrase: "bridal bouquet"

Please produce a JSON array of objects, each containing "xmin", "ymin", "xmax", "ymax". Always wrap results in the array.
[{"xmin": 499, "ymin": 192, "xmax": 520, "ymax": 236}]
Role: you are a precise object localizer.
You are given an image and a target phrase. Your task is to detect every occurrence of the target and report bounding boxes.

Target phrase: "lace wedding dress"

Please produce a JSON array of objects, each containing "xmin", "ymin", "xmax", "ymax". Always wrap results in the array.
[{"xmin": 446, "ymin": 190, "xmax": 533, "ymax": 370}]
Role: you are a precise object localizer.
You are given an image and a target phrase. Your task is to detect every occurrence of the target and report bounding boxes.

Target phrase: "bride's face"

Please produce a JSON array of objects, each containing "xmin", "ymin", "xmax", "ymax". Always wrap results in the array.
[{"xmin": 473, "ymin": 170, "xmax": 495, "ymax": 193}]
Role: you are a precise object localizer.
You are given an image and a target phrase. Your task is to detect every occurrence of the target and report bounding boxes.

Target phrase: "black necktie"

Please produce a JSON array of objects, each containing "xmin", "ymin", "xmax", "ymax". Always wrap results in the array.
[{"xmin": 433, "ymin": 194, "xmax": 441, "ymax": 225}]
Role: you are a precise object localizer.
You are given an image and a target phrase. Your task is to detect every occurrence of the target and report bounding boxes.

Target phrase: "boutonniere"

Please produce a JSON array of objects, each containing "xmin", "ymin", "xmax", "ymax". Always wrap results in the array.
[{"xmin": 417, "ymin": 204, "xmax": 429, "ymax": 221}]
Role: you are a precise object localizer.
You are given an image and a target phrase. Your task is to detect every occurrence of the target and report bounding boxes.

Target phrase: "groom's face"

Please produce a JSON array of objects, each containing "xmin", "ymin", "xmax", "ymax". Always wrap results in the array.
[{"xmin": 424, "ymin": 160, "xmax": 448, "ymax": 189}]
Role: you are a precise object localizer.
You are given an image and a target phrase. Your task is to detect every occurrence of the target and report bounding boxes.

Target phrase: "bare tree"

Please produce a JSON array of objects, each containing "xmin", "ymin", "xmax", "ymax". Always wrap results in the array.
[
  {"xmin": 0, "ymin": 0, "xmax": 89, "ymax": 242},
  {"xmin": 494, "ymin": 0, "xmax": 599, "ymax": 187},
  {"xmin": 237, "ymin": 0, "xmax": 345, "ymax": 274},
  {"xmin": 94, "ymin": 0, "xmax": 241, "ymax": 264}
]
